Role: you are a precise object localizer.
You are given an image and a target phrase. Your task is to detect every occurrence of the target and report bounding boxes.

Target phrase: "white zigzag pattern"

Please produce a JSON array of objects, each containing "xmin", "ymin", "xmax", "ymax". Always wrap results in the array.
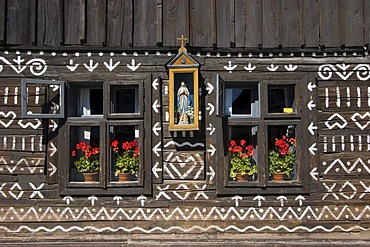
[{"xmin": 0, "ymin": 206, "xmax": 369, "ymax": 222}]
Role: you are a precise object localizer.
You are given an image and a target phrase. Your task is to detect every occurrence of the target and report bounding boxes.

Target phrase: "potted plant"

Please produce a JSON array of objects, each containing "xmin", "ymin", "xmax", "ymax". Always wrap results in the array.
[
  {"xmin": 111, "ymin": 139, "xmax": 139, "ymax": 182},
  {"xmin": 268, "ymin": 135, "xmax": 296, "ymax": 181},
  {"xmin": 71, "ymin": 141, "xmax": 100, "ymax": 182},
  {"xmin": 229, "ymin": 140, "xmax": 257, "ymax": 181}
]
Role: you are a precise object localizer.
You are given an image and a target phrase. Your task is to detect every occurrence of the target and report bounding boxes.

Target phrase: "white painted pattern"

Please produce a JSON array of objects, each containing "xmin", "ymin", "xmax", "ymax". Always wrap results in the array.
[
  {"xmin": 0, "ymin": 111, "xmax": 16, "ymax": 128},
  {"xmin": 244, "ymin": 63, "xmax": 256, "ymax": 72},
  {"xmin": 3, "ymin": 87, "xmax": 8, "ymax": 104},
  {"xmin": 224, "ymin": 61, "xmax": 237, "ymax": 73},
  {"xmin": 0, "ymin": 205, "xmax": 369, "ymax": 223},
  {"xmin": 325, "ymin": 113, "xmax": 348, "ymax": 129},
  {"xmin": 351, "ymin": 112, "xmax": 370, "ymax": 130},
  {"xmin": 323, "ymin": 158, "xmax": 370, "ymax": 175},
  {"xmin": 17, "ymin": 119, "xmax": 42, "ymax": 129},
  {"xmin": 0, "ymin": 224, "xmax": 367, "ymax": 234},
  {"xmin": 0, "ymin": 56, "xmax": 47, "ymax": 76},
  {"xmin": 318, "ymin": 64, "xmax": 370, "ymax": 81}
]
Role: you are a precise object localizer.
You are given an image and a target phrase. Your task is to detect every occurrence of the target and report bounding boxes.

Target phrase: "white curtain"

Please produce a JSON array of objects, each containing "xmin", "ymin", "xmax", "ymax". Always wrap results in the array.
[{"xmin": 79, "ymin": 88, "xmax": 90, "ymax": 116}]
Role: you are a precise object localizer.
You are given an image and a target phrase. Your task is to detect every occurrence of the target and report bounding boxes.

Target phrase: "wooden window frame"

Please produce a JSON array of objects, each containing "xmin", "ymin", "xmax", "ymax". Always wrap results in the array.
[
  {"xmin": 59, "ymin": 79, "xmax": 151, "ymax": 196},
  {"xmin": 21, "ymin": 79, "xmax": 65, "ymax": 118},
  {"xmin": 105, "ymin": 80, "xmax": 144, "ymax": 119},
  {"xmin": 106, "ymin": 120, "xmax": 145, "ymax": 188},
  {"xmin": 217, "ymin": 75, "xmax": 310, "ymax": 195}
]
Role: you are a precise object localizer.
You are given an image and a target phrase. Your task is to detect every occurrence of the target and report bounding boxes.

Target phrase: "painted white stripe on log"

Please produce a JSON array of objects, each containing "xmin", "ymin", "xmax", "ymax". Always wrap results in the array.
[
  {"xmin": 336, "ymin": 87, "xmax": 340, "ymax": 107},
  {"xmin": 325, "ymin": 88, "xmax": 329, "ymax": 108},
  {"xmin": 4, "ymin": 87, "xmax": 8, "ymax": 105},
  {"xmin": 35, "ymin": 87, "xmax": 40, "ymax": 105},
  {"xmin": 357, "ymin": 87, "xmax": 361, "ymax": 107},
  {"xmin": 346, "ymin": 87, "xmax": 350, "ymax": 107}
]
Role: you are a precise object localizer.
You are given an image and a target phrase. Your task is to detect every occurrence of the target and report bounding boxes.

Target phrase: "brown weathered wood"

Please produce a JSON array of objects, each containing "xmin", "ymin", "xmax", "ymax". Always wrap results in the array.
[
  {"xmin": 281, "ymin": 0, "xmax": 301, "ymax": 47},
  {"xmin": 64, "ymin": 0, "xmax": 85, "ymax": 44},
  {"xmin": 319, "ymin": 0, "xmax": 341, "ymax": 47},
  {"xmin": 240, "ymin": 0, "xmax": 262, "ymax": 47},
  {"xmin": 86, "ymin": 0, "xmax": 106, "ymax": 46},
  {"xmin": 342, "ymin": 0, "xmax": 364, "ymax": 47},
  {"xmin": 364, "ymin": 0, "xmax": 370, "ymax": 45},
  {"xmin": 262, "ymin": 0, "xmax": 280, "ymax": 48},
  {"xmin": 216, "ymin": 0, "xmax": 234, "ymax": 47},
  {"xmin": 163, "ymin": 0, "xmax": 189, "ymax": 47},
  {"xmin": 133, "ymin": 0, "xmax": 157, "ymax": 46},
  {"xmin": 106, "ymin": 0, "xmax": 132, "ymax": 47},
  {"xmin": 37, "ymin": 0, "xmax": 63, "ymax": 46},
  {"xmin": 6, "ymin": 0, "xmax": 34, "ymax": 45},
  {"xmin": 0, "ymin": 0, "xmax": 5, "ymax": 43},
  {"xmin": 190, "ymin": 0, "xmax": 215, "ymax": 47},
  {"xmin": 302, "ymin": 0, "xmax": 319, "ymax": 47}
]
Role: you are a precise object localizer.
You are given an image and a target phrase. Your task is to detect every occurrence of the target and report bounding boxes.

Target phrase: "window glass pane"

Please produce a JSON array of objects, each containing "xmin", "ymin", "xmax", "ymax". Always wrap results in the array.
[
  {"xmin": 69, "ymin": 126, "xmax": 100, "ymax": 182},
  {"xmin": 268, "ymin": 125, "xmax": 297, "ymax": 181},
  {"xmin": 228, "ymin": 125, "xmax": 258, "ymax": 181},
  {"xmin": 67, "ymin": 84, "xmax": 103, "ymax": 117},
  {"xmin": 110, "ymin": 85, "xmax": 139, "ymax": 113},
  {"xmin": 109, "ymin": 125, "xmax": 140, "ymax": 182},
  {"xmin": 268, "ymin": 85, "xmax": 295, "ymax": 113},
  {"xmin": 225, "ymin": 83, "xmax": 259, "ymax": 116}
]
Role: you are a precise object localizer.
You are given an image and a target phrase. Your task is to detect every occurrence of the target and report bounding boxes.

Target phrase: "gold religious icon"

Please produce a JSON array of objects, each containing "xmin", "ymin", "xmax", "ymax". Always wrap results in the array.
[{"xmin": 166, "ymin": 35, "xmax": 200, "ymax": 131}]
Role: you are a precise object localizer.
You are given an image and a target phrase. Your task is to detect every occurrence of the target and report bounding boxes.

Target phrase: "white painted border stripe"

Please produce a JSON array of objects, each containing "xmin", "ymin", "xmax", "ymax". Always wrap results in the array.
[{"xmin": 0, "ymin": 225, "xmax": 367, "ymax": 234}]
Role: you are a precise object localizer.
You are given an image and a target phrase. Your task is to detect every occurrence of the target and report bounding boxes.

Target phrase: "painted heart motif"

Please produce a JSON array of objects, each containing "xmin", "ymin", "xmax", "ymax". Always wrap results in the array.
[
  {"xmin": 351, "ymin": 112, "xmax": 370, "ymax": 130},
  {"xmin": 0, "ymin": 111, "xmax": 16, "ymax": 128}
]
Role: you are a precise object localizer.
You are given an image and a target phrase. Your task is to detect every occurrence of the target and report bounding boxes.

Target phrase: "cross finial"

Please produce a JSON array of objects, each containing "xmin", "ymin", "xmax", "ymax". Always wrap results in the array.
[{"xmin": 177, "ymin": 35, "xmax": 188, "ymax": 53}]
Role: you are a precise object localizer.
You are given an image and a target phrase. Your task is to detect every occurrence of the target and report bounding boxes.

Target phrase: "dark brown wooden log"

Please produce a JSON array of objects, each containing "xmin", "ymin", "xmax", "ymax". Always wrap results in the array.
[
  {"xmin": 162, "ymin": 0, "xmax": 189, "ymax": 47},
  {"xmin": 37, "ymin": 0, "xmax": 63, "ymax": 46},
  {"xmin": 190, "ymin": 0, "xmax": 216, "ymax": 47},
  {"xmin": 0, "ymin": 0, "xmax": 5, "ymax": 43},
  {"xmin": 86, "ymin": 0, "xmax": 106, "ymax": 46},
  {"xmin": 6, "ymin": 0, "xmax": 35, "ymax": 45},
  {"xmin": 281, "ymin": 0, "xmax": 301, "ymax": 47},
  {"xmin": 302, "ymin": 0, "xmax": 319, "ymax": 48},
  {"xmin": 215, "ymin": 0, "xmax": 234, "ymax": 48},
  {"xmin": 319, "ymin": 0, "xmax": 341, "ymax": 47},
  {"xmin": 107, "ymin": 0, "xmax": 132, "ymax": 46},
  {"xmin": 133, "ymin": 0, "xmax": 157, "ymax": 46},
  {"xmin": 262, "ymin": 0, "xmax": 280, "ymax": 48},
  {"xmin": 235, "ymin": 0, "xmax": 262, "ymax": 47},
  {"xmin": 342, "ymin": 0, "xmax": 364, "ymax": 47},
  {"xmin": 64, "ymin": 0, "xmax": 85, "ymax": 45}
]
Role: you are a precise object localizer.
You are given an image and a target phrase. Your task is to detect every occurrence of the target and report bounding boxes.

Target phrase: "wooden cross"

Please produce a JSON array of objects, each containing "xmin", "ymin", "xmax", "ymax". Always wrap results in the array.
[{"xmin": 177, "ymin": 35, "xmax": 188, "ymax": 52}]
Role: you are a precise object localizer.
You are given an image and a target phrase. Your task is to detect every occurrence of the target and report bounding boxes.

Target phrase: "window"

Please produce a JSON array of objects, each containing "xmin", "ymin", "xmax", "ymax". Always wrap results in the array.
[
  {"xmin": 21, "ymin": 79, "xmax": 65, "ymax": 118},
  {"xmin": 60, "ymin": 79, "xmax": 151, "ymax": 195},
  {"xmin": 216, "ymin": 74, "xmax": 308, "ymax": 195}
]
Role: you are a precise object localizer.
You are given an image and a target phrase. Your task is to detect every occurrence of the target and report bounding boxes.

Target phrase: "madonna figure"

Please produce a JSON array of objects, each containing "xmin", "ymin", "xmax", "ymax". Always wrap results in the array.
[{"xmin": 177, "ymin": 81, "xmax": 190, "ymax": 125}]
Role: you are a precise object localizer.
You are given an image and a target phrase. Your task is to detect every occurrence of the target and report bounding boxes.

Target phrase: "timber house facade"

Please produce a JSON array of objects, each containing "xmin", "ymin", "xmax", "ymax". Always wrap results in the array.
[{"xmin": 0, "ymin": 0, "xmax": 369, "ymax": 245}]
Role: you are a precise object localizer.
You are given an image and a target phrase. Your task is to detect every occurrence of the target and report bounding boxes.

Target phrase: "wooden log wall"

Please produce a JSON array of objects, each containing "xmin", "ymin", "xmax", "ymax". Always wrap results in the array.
[
  {"xmin": 0, "ymin": 0, "xmax": 369, "ymax": 243},
  {"xmin": 0, "ymin": 49, "xmax": 369, "ymax": 240},
  {"xmin": 0, "ymin": 0, "xmax": 369, "ymax": 49}
]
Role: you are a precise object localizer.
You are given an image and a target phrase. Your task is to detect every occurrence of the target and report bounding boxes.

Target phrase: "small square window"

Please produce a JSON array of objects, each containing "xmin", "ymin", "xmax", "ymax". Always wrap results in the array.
[
  {"xmin": 107, "ymin": 81, "xmax": 143, "ymax": 118},
  {"xmin": 110, "ymin": 85, "xmax": 139, "ymax": 114},
  {"xmin": 224, "ymin": 83, "xmax": 259, "ymax": 117},
  {"xmin": 268, "ymin": 85, "xmax": 295, "ymax": 113},
  {"xmin": 67, "ymin": 83, "xmax": 103, "ymax": 117},
  {"xmin": 21, "ymin": 79, "xmax": 65, "ymax": 118}
]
